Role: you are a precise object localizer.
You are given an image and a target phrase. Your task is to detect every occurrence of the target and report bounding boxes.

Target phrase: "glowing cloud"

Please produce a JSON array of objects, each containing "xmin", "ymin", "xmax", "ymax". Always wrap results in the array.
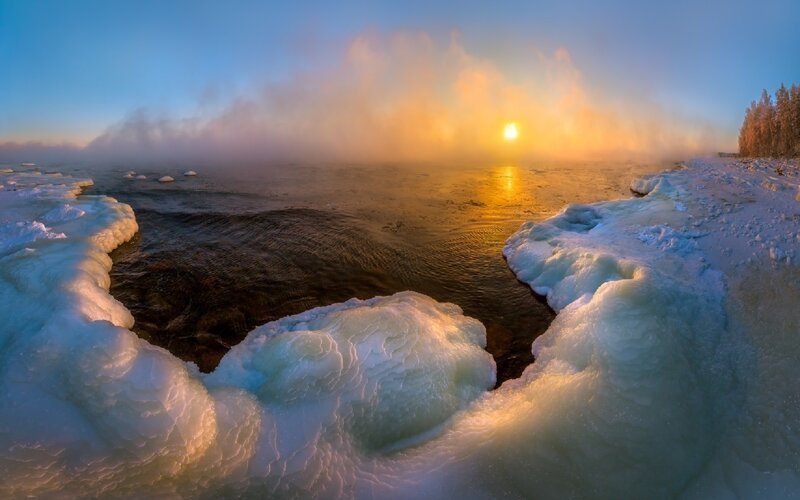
[{"xmin": 4, "ymin": 31, "xmax": 731, "ymax": 165}]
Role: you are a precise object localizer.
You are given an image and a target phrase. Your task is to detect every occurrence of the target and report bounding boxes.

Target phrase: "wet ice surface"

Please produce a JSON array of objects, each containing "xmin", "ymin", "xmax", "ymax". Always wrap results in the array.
[
  {"xmin": 81, "ymin": 161, "xmax": 660, "ymax": 383},
  {"xmin": 16, "ymin": 159, "xmax": 800, "ymax": 498}
]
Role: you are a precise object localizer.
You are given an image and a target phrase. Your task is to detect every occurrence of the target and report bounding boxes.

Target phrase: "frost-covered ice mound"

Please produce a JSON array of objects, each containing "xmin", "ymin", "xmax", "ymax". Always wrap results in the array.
[
  {"xmin": 495, "ymin": 157, "xmax": 800, "ymax": 498},
  {"xmin": 1, "ymin": 159, "xmax": 799, "ymax": 498}
]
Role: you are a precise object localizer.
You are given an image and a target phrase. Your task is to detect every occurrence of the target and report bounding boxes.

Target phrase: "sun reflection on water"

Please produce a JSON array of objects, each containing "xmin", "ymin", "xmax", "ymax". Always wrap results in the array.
[{"xmin": 500, "ymin": 165, "xmax": 516, "ymax": 193}]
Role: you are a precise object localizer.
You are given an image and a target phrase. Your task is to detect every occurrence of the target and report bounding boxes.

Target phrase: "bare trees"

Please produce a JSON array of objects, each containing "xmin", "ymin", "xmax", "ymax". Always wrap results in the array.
[{"xmin": 739, "ymin": 83, "xmax": 800, "ymax": 157}]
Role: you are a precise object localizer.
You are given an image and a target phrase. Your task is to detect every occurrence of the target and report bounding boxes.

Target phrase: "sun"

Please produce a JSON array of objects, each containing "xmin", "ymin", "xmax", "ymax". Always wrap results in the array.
[{"xmin": 503, "ymin": 122, "xmax": 519, "ymax": 141}]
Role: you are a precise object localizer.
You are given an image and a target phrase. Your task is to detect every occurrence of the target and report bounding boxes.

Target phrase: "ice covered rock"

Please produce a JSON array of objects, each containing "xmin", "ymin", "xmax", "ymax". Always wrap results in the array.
[
  {"xmin": 158, "ymin": 175, "xmax": 175, "ymax": 183},
  {"xmin": 630, "ymin": 175, "xmax": 660, "ymax": 195},
  {"xmin": 136, "ymin": 174, "xmax": 147, "ymax": 179},
  {"xmin": 183, "ymin": 170, "xmax": 197, "ymax": 176},
  {"xmin": 209, "ymin": 292, "xmax": 495, "ymax": 459}
]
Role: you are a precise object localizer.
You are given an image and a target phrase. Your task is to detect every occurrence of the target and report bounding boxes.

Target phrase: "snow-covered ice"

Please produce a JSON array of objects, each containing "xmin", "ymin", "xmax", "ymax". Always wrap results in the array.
[{"xmin": 1, "ymin": 158, "xmax": 799, "ymax": 498}]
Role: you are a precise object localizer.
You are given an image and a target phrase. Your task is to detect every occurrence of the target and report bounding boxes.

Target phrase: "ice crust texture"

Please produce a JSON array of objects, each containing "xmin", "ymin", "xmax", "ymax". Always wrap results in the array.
[{"xmin": 0, "ymin": 160, "xmax": 797, "ymax": 498}]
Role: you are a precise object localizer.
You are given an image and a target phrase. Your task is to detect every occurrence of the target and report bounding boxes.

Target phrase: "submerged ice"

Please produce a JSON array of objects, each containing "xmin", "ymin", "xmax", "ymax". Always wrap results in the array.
[{"xmin": 0, "ymin": 160, "xmax": 797, "ymax": 498}]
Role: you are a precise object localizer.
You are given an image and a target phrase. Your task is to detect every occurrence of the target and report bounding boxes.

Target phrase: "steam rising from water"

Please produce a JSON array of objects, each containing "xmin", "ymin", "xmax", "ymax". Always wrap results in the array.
[{"xmin": 2, "ymin": 32, "xmax": 729, "ymax": 165}]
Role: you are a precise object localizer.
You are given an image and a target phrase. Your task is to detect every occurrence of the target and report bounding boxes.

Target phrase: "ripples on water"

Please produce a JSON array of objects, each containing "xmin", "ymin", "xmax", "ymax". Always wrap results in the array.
[{"xmin": 79, "ymin": 162, "xmax": 663, "ymax": 384}]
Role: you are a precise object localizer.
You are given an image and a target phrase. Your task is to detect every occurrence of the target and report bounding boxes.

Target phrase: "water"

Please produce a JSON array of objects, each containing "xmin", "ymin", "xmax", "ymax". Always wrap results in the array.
[{"xmin": 79, "ymin": 161, "xmax": 663, "ymax": 384}]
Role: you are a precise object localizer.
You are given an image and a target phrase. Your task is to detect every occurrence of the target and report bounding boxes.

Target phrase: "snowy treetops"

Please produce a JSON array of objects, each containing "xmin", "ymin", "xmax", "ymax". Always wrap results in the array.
[{"xmin": 739, "ymin": 83, "xmax": 800, "ymax": 157}]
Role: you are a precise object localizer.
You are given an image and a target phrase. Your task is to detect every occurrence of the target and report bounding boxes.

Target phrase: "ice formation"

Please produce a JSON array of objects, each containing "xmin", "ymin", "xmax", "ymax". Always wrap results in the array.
[
  {"xmin": 184, "ymin": 170, "xmax": 198, "ymax": 176},
  {"xmin": 1, "ymin": 159, "xmax": 799, "ymax": 498},
  {"xmin": 158, "ymin": 175, "xmax": 175, "ymax": 183}
]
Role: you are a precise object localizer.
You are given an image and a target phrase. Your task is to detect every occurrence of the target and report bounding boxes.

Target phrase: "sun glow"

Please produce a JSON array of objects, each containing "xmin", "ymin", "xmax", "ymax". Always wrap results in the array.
[{"xmin": 503, "ymin": 122, "xmax": 519, "ymax": 141}]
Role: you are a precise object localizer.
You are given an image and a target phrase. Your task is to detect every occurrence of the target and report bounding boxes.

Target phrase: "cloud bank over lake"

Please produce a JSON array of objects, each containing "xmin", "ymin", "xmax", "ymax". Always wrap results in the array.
[{"xmin": 1, "ymin": 32, "xmax": 731, "ymax": 166}]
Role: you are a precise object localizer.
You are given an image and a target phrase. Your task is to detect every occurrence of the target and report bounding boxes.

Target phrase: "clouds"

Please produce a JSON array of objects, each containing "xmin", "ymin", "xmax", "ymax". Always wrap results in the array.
[{"xmin": 2, "ymin": 31, "xmax": 731, "ymax": 166}]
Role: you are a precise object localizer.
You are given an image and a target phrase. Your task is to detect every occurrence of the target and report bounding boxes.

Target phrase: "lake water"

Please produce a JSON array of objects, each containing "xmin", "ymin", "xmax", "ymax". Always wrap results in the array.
[{"xmin": 78, "ymin": 161, "xmax": 664, "ymax": 384}]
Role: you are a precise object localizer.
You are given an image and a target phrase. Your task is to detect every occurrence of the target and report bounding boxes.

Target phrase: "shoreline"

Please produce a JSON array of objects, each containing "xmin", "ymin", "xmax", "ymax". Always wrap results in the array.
[{"xmin": 0, "ymin": 158, "xmax": 798, "ymax": 497}]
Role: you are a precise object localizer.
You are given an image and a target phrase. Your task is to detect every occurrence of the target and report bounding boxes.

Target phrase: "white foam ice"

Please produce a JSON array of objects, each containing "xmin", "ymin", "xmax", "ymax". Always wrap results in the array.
[{"xmin": 0, "ymin": 159, "xmax": 797, "ymax": 498}]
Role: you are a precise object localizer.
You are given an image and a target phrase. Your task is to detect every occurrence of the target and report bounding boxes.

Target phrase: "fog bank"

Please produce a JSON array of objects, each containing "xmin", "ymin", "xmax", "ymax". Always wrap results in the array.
[{"xmin": 1, "ymin": 32, "xmax": 732, "ymax": 166}]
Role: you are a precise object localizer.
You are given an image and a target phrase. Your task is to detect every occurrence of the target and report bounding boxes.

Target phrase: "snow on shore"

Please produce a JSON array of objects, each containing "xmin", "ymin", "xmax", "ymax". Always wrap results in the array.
[{"xmin": 1, "ymin": 159, "xmax": 799, "ymax": 497}]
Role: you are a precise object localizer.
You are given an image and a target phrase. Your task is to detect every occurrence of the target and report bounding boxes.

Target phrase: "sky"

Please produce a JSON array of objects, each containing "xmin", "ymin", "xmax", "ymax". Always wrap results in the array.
[{"xmin": 1, "ymin": 0, "xmax": 799, "ymax": 163}]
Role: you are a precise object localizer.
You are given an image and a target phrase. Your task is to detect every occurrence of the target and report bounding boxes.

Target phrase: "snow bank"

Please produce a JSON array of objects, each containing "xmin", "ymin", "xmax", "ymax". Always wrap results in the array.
[{"xmin": 1, "ymin": 159, "xmax": 798, "ymax": 498}]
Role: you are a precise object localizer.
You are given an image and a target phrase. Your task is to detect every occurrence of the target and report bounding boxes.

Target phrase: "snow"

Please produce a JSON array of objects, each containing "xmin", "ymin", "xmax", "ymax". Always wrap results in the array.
[
  {"xmin": 1, "ymin": 158, "xmax": 799, "ymax": 497},
  {"xmin": 158, "ymin": 175, "xmax": 175, "ymax": 183}
]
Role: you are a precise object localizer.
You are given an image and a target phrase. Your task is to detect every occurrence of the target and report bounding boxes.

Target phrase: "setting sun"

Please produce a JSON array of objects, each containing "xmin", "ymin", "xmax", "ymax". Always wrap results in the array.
[{"xmin": 503, "ymin": 122, "xmax": 519, "ymax": 141}]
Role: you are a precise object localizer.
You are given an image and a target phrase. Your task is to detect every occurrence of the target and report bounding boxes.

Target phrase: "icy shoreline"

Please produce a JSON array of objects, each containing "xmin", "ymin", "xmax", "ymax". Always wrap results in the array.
[{"xmin": 1, "ymin": 159, "xmax": 798, "ymax": 497}]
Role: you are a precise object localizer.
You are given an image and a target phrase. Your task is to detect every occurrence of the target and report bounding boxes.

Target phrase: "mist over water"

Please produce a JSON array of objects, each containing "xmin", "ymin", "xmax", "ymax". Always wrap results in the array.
[
  {"xmin": 0, "ymin": 32, "xmax": 732, "ymax": 166},
  {"xmin": 79, "ymin": 160, "xmax": 665, "ymax": 383}
]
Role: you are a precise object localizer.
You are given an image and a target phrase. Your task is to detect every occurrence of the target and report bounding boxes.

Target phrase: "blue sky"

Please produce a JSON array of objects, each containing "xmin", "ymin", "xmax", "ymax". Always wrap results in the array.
[{"xmin": 1, "ymin": 0, "xmax": 799, "ymax": 147}]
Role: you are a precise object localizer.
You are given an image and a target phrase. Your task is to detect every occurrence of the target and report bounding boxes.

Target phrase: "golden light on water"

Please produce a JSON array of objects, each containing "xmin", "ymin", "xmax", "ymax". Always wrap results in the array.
[
  {"xmin": 503, "ymin": 122, "xmax": 519, "ymax": 141},
  {"xmin": 500, "ymin": 165, "xmax": 516, "ymax": 192}
]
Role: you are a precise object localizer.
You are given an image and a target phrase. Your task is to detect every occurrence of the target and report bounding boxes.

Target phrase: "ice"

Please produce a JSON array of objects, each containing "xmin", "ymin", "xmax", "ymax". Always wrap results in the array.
[
  {"xmin": 1, "ymin": 159, "xmax": 799, "ymax": 497},
  {"xmin": 630, "ymin": 174, "xmax": 660, "ymax": 195},
  {"xmin": 0, "ymin": 220, "xmax": 65, "ymax": 253},
  {"xmin": 183, "ymin": 170, "xmax": 197, "ymax": 176},
  {"xmin": 40, "ymin": 204, "xmax": 86, "ymax": 223},
  {"xmin": 158, "ymin": 175, "xmax": 175, "ymax": 183},
  {"xmin": 136, "ymin": 174, "xmax": 147, "ymax": 179}
]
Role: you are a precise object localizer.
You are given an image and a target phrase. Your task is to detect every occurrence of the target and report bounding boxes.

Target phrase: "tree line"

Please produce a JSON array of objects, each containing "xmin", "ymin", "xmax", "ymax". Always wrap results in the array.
[{"xmin": 739, "ymin": 83, "xmax": 800, "ymax": 157}]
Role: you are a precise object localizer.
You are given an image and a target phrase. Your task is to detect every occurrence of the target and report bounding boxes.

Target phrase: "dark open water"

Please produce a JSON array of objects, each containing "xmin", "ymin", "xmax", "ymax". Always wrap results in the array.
[{"xmin": 78, "ymin": 162, "xmax": 662, "ymax": 384}]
